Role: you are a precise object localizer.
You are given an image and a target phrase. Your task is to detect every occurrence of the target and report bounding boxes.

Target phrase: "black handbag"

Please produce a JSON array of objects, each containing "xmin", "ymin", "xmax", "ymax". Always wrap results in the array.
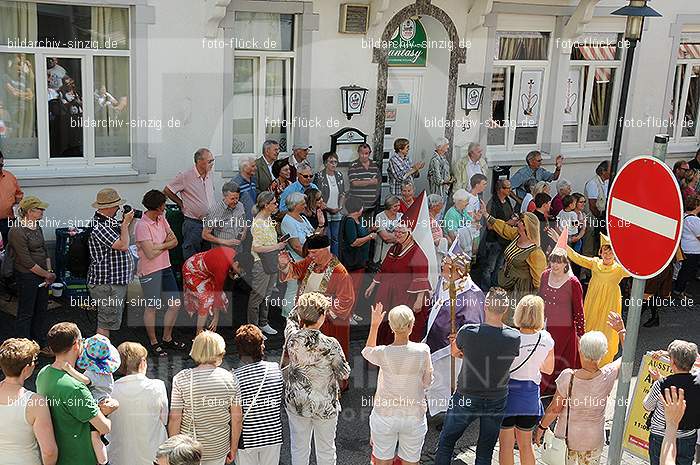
[{"xmin": 258, "ymin": 250, "xmax": 279, "ymax": 274}]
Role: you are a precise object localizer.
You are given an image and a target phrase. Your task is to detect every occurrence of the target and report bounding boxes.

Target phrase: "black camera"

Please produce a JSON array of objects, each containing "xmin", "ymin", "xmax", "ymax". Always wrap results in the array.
[{"xmin": 123, "ymin": 204, "xmax": 143, "ymax": 219}]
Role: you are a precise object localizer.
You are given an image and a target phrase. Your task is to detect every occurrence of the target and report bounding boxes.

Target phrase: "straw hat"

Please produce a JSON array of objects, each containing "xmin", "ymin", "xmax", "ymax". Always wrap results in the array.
[{"xmin": 91, "ymin": 188, "xmax": 125, "ymax": 209}]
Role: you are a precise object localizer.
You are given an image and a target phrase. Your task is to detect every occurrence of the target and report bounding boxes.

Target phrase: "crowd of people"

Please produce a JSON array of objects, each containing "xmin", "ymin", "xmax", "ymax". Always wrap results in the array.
[{"xmin": 0, "ymin": 139, "xmax": 698, "ymax": 465}]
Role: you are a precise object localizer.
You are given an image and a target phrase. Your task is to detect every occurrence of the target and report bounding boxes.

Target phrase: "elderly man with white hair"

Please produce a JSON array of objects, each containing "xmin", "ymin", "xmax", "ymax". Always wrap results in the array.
[
  {"xmin": 233, "ymin": 156, "xmax": 258, "ymax": 221},
  {"xmin": 279, "ymin": 162, "xmax": 318, "ymax": 213},
  {"xmin": 428, "ymin": 137, "xmax": 454, "ymax": 205},
  {"xmin": 550, "ymin": 178, "xmax": 572, "ymax": 217},
  {"xmin": 535, "ymin": 312, "xmax": 627, "ymax": 465},
  {"xmin": 454, "ymin": 142, "xmax": 488, "ymax": 192}
]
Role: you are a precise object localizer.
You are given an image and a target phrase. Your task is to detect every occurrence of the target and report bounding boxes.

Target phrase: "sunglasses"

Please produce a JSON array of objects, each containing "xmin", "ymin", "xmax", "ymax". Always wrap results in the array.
[{"xmin": 299, "ymin": 174, "xmax": 312, "ymax": 179}]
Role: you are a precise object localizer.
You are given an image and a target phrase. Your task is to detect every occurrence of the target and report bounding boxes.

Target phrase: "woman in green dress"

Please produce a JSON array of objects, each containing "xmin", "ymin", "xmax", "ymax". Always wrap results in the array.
[{"xmin": 481, "ymin": 203, "xmax": 547, "ymax": 324}]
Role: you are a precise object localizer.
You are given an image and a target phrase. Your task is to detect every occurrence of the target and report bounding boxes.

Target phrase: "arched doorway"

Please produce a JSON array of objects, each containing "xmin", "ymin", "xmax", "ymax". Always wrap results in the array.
[{"xmin": 372, "ymin": 0, "xmax": 467, "ymax": 183}]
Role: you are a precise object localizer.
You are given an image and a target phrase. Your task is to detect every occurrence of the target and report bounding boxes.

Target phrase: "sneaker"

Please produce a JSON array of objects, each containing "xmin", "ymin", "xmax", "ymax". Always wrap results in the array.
[
  {"xmin": 260, "ymin": 324, "xmax": 278, "ymax": 335},
  {"xmin": 349, "ymin": 318, "xmax": 358, "ymax": 326},
  {"xmin": 262, "ymin": 333, "xmax": 268, "ymax": 341},
  {"xmin": 352, "ymin": 314, "xmax": 364, "ymax": 323}
]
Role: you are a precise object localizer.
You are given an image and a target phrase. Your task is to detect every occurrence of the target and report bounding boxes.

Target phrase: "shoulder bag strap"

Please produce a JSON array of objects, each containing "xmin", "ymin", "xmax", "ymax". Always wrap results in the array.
[
  {"xmin": 189, "ymin": 369, "xmax": 197, "ymax": 441},
  {"xmin": 243, "ymin": 364, "xmax": 269, "ymax": 423},
  {"xmin": 509, "ymin": 332, "xmax": 542, "ymax": 374},
  {"xmin": 565, "ymin": 369, "xmax": 575, "ymax": 448}
]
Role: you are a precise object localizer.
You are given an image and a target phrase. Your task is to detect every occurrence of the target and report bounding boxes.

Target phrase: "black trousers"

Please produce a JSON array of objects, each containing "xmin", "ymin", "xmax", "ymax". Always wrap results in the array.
[
  {"xmin": 674, "ymin": 253, "xmax": 700, "ymax": 293},
  {"xmin": 15, "ymin": 272, "xmax": 49, "ymax": 347}
]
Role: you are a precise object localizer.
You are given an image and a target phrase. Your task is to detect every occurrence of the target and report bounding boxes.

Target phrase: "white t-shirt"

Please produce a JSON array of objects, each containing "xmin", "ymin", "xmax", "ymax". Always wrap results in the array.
[
  {"xmin": 509, "ymin": 330, "xmax": 554, "ymax": 384},
  {"xmin": 681, "ymin": 214, "xmax": 700, "ymax": 254},
  {"xmin": 584, "ymin": 176, "xmax": 609, "ymax": 200},
  {"xmin": 557, "ymin": 210, "xmax": 580, "ymax": 236},
  {"xmin": 373, "ymin": 211, "xmax": 403, "ymax": 263},
  {"xmin": 466, "ymin": 193, "xmax": 481, "ymax": 238},
  {"xmin": 521, "ymin": 193, "xmax": 534, "ymax": 213},
  {"xmin": 326, "ymin": 174, "xmax": 339, "ymax": 210}
]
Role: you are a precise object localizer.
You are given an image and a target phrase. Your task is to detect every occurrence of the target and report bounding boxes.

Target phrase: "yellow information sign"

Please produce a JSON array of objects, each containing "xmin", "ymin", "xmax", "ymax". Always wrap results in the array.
[{"xmin": 623, "ymin": 353, "xmax": 673, "ymax": 460}]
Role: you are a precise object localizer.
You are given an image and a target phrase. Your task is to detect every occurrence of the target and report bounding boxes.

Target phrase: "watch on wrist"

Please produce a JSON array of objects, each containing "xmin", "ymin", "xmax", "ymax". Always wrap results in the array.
[{"xmin": 537, "ymin": 423, "xmax": 547, "ymax": 431}]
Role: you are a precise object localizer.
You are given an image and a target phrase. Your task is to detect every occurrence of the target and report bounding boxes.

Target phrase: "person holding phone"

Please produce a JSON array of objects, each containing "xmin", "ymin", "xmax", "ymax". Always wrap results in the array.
[{"xmin": 248, "ymin": 192, "xmax": 288, "ymax": 337}]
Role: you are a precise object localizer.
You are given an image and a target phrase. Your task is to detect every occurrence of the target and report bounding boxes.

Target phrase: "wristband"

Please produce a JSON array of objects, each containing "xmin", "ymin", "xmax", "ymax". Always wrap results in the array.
[{"xmin": 537, "ymin": 424, "xmax": 548, "ymax": 431}]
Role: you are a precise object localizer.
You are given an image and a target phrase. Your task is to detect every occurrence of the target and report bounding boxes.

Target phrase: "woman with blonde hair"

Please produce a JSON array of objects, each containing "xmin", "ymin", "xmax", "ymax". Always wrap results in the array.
[
  {"xmin": 363, "ymin": 303, "xmax": 434, "ymax": 465},
  {"xmin": 499, "ymin": 296, "xmax": 554, "ymax": 465},
  {"xmin": 169, "ymin": 331, "xmax": 242, "ymax": 465},
  {"xmin": 538, "ymin": 247, "xmax": 585, "ymax": 394},
  {"xmin": 535, "ymin": 313, "xmax": 627, "ymax": 465},
  {"xmin": 0, "ymin": 338, "xmax": 57, "ymax": 465},
  {"xmin": 481, "ymin": 202, "xmax": 547, "ymax": 323},
  {"xmin": 108, "ymin": 342, "xmax": 168, "ymax": 465}
]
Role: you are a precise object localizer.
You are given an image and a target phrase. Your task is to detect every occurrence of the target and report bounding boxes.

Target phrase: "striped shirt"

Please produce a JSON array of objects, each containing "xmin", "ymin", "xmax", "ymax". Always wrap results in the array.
[
  {"xmin": 644, "ymin": 376, "xmax": 698, "ymax": 438},
  {"xmin": 348, "ymin": 159, "xmax": 380, "ymax": 208},
  {"xmin": 171, "ymin": 367, "xmax": 242, "ymax": 461},
  {"xmin": 203, "ymin": 200, "xmax": 246, "ymax": 243},
  {"xmin": 233, "ymin": 361, "xmax": 284, "ymax": 449},
  {"xmin": 233, "ymin": 174, "xmax": 257, "ymax": 220}
]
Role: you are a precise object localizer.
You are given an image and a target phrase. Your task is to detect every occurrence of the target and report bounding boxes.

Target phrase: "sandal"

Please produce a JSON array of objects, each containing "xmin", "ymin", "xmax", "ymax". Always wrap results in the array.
[
  {"xmin": 162, "ymin": 338, "xmax": 187, "ymax": 351},
  {"xmin": 150, "ymin": 343, "xmax": 168, "ymax": 357}
]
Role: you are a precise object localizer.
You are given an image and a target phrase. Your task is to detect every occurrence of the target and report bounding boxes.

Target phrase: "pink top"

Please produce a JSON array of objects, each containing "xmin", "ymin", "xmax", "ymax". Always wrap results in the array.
[
  {"xmin": 167, "ymin": 167, "xmax": 215, "ymax": 219},
  {"xmin": 135, "ymin": 213, "xmax": 173, "ymax": 276},
  {"xmin": 554, "ymin": 363, "xmax": 620, "ymax": 451}
]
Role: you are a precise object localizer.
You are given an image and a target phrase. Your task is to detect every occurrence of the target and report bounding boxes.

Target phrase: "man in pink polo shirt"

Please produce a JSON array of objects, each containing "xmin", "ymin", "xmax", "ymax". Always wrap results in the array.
[{"xmin": 164, "ymin": 148, "xmax": 216, "ymax": 260}]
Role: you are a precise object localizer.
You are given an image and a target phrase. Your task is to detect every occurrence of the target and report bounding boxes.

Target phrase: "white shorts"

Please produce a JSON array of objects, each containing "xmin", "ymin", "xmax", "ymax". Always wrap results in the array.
[{"xmin": 369, "ymin": 411, "xmax": 428, "ymax": 462}]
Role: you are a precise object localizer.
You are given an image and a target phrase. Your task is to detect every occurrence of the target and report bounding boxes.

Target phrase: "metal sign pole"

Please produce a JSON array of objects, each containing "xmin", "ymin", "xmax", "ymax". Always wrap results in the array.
[{"xmin": 607, "ymin": 135, "xmax": 669, "ymax": 465}]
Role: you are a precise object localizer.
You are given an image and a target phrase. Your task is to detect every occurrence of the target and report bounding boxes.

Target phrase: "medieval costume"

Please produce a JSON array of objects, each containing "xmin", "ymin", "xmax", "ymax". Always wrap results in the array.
[
  {"xmin": 371, "ymin": 237, "xmax": 431, "ymax": 345},
  {"xmin": 538, "ymin": 268, "xmax": 585, "ymax": 394},
  {"xmin": 423, "ymin": 260, "xmax": 484, "ymax": 416},
  {"xmin": 486, "ymin": 212, "xmax": 547, "ymax": 324},
  {"xmin": 567, "ymin": 234, "xmax": 630, "ymax": 365},
  {"xmin": 281, "ymin": 235, "xmax": 355, "ymax": 358}
]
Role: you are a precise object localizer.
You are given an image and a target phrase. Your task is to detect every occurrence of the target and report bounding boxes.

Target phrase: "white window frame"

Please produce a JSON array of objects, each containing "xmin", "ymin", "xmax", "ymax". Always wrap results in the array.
[
  {"xmin": 490, "ymin": 62, "xmax": 551, "ymax": 151},
  {"xmin": 670, "ymin": 59, "xmax": 700, "ymax": 144},
  {"xmin": 489, "ymin": 31, "xmax": 552, "ymax": 152},
  {"xmin": 231, "ymin": 15, "xmax": 297, "ymax": 160},
  {"xmin": 564, "ymin": 59, "xmax": 623, "ymax": 149},
  {"xmin": 0, "ymin": 5, "xmax": 132, "ymax": 170}
]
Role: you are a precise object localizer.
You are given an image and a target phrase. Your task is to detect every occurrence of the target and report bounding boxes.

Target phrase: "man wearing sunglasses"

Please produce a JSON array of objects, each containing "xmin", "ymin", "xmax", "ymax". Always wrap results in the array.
[
  {"xmin": 279, "ymin": 162, "xmax": 318, "ymax": 213},
  {"xmin": 164, "ymin": 148, "xmax": 216, "ymax": 261},
  {"xmin": 509, "ymin": 150, "xmax": 564, "ymax": 203},
  {"xmin": 281, "ymin": 142, "xmax": 312, "ymax": 181}
]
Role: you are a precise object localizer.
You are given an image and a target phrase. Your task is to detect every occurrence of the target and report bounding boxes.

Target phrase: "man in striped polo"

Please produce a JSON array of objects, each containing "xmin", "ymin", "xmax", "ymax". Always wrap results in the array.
[{"xmin": 348, "ymin": 143, "xmax": 381, "ymax": 221}]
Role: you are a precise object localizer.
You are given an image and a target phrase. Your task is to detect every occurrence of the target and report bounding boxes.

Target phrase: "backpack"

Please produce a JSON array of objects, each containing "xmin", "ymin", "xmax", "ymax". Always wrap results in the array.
[{"xmin": 67, "ymin": 228, "xmax": 93, "ymax": 278}]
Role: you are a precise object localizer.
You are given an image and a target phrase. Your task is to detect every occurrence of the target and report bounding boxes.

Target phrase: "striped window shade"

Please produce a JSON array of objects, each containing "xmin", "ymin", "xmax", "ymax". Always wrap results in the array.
[
  {"xmin": 491, "ymin": 68, "xmax": 506, "ymax": 101},
  {"xmin": 678, "ymin": 43, "xmax": 700, "ymax": 59}
]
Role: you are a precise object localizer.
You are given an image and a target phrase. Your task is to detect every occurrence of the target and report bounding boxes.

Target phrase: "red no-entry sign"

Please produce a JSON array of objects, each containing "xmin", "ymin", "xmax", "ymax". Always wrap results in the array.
[{"xmin": 607, "ymin": 156, "xmax": 683, "ymax": 279}]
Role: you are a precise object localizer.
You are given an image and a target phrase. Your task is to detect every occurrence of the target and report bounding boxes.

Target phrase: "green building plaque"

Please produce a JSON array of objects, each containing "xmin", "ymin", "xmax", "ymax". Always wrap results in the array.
[{"xmin": 388, "ymin": 19, "xmax": 427, "ymax": 67}]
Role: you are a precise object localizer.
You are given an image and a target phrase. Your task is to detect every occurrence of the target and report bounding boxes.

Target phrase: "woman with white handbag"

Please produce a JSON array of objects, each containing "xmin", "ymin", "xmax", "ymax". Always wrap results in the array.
[{"xmin": 535, "ymin": 311, "xmax": 627, "ymax": 465}]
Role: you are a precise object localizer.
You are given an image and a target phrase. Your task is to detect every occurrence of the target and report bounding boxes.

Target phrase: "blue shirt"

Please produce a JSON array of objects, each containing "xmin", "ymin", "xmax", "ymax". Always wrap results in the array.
[
  {"xmin": 279, "ymin": 181, "xmax": 318, "ymax": 212},
  {"xmin": 233, "ymin": 174, "xmax": 257, "ymax": 220},
  {"xmin": 510, "ymin": 166, "xmax": 556, "ymax": 199}
]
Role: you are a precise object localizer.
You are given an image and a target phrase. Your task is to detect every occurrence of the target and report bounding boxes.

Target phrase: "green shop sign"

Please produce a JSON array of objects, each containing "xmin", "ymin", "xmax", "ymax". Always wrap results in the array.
[{"xmin": 388, "ymin": 19, "xmax": 427, "ymax": 67}]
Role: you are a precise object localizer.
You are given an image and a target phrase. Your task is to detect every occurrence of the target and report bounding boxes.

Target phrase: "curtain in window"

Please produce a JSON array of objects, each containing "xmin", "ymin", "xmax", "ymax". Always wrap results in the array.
[
  {"xmin": 234, "ymin": 12, "xmax": 282, "ymax": 50},
  {"xmin": 265, "ymin": 59, "xmax": 287, "ymax": 150},
  {"xmin": 91, "ymin": 6, "xmax": 129, "ymax": 49},
  {"xmin": 0, "ymin": 52, "xmax": 37, "ymax": 158},
  {"xmin": 498, "ymin": 35, "xmax": 548, "ymax": 60},
  {"xmin": 0, "ymin": 1, "xmax": 37, "ymax": 45},
  {"xmin": 683, "ymin": 67, "xmax": 700, "ymax": 137},
  {"xmin": 93, "ymin": 56, "xmax": 130, "ymax": 156}
]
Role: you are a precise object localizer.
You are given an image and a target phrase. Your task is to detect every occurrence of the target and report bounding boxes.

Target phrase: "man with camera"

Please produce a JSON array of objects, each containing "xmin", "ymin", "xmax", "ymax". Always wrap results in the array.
[{"xmin": 88, "ymin": 188, "xmax": 135, "ymax": 337}]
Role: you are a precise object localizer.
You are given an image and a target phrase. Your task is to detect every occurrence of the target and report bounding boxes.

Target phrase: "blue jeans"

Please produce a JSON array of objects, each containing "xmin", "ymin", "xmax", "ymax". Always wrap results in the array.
[
  {"xmin": 327, "ymin": 220, "xmax": 341, "ymax": 257},
  {"xmin": 182, "ymin": 217, "xmax": 204, "ymax": 262},
  {"xmin": 648, "ymin": 432, "xmax": 697, "ymax": 465},
  {"xmin": 479, "ymin": 241, "xmax": 505, "ymax": 291},
  {"xmin": 435, "ymin": 393, "xmax": 507, "ymax": 465}
]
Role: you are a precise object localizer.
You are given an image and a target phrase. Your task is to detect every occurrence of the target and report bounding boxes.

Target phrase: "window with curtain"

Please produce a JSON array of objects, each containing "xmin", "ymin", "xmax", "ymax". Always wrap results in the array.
[
  {"xmin": 489, "ymin": 32, "xmax": 549, "ymax": 149},
  {"xmin": 562, "ymin": 34, "xmax": 622, "ymax": 146},
  {"xmin": 0, "ymin": 1, "xmax": 131, "ymax": 166},
  {"xmin": 668, "ymin": 40, "xmax": 700, "ymax": 142},
  {"xmin": 232, "ymin": 12, "xmax": 295, "ymax": 156}
]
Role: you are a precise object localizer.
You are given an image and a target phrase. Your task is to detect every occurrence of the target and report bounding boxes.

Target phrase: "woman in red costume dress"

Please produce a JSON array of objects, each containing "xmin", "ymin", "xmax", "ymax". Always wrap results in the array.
[
  {"xmin": 365, "ymin": 223, "xmax": 431, "ymax": 345},
  {"xmin": 538, "ymin": 247, "xmax": 585, "ymax": 395}
]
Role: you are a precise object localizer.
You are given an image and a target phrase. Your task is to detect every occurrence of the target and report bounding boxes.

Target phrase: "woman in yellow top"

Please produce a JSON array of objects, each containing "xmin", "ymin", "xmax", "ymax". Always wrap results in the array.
[
  {"xmin": 562, "ymin": 232, "xmax": 630, "ymax": 365},
  {"xmin": 481, "ymin": 203, "xmax": 547, "ymax": 324}
]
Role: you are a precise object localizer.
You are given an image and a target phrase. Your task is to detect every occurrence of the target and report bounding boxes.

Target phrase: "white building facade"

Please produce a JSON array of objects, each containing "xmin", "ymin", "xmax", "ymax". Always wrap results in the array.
[{"xmin": 0, "ymin": 0, "xmax": 698, "ymax": 237}]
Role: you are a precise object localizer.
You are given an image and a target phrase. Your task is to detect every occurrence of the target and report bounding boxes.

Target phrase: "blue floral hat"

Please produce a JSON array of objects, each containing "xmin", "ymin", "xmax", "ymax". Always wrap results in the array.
[{"xmin": 76, "ymin": 334, "xmax": 121, "ymax": 374}]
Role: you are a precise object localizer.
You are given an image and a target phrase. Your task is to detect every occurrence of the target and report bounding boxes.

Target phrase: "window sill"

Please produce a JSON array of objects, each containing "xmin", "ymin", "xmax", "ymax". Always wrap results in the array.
[
  {"xmin": 12, "ymin": 165, "xmax": 149, "ymax": 187},
  {"xmin": 667, "ymin": 142, "xmax": 698, "ymax": 156},
  {"xmin": 485, "ymin": 146, "xmax": 611, "ymax": 167}
]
